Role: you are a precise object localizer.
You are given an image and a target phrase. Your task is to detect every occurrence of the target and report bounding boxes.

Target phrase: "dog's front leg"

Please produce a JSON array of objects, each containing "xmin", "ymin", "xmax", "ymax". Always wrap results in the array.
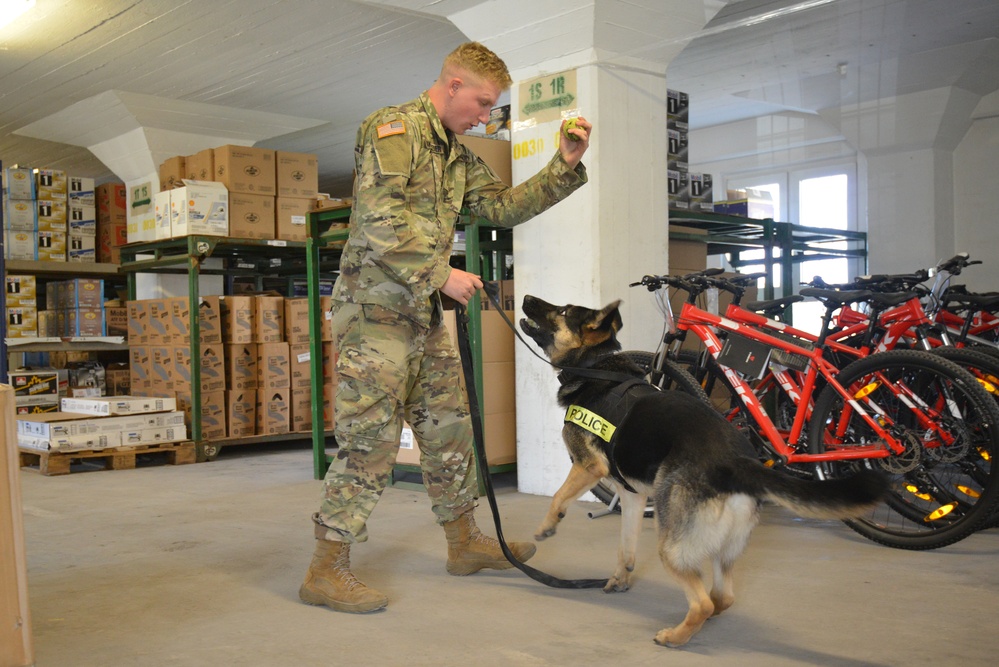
[
  {"xmin": 604, "ymin": 488, "xmax": 646, "ymax": 593},
  {"xmin": 535, "ymin": 462, "xmax": 604, "ymax": 540}
]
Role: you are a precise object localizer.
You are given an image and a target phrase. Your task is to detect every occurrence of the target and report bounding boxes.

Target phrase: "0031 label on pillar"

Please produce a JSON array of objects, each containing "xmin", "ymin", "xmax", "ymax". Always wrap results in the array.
[{"xmin": 513, "ymin": 69, "xmax": 578, "ymax": 171}]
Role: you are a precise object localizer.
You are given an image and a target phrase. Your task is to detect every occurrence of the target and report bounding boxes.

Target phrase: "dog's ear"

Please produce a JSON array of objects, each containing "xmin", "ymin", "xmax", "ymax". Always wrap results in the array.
[{"xmin": 582, "ymin": 300, "xmax": 623, "ymax": 345}]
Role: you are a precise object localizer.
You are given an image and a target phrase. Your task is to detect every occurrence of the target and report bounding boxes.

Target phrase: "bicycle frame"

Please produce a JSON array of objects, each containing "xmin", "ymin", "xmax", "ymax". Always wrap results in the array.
[{"xmin": 675, "ymin": 301, "xmax": 906, "ymax": 464}]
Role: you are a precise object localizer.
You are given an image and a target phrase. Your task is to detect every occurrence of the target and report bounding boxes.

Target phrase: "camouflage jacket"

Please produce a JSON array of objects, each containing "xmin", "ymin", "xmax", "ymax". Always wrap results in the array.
[{"xmin": 331, "ymin": 91, "xmax": 588, "ymax": 327}]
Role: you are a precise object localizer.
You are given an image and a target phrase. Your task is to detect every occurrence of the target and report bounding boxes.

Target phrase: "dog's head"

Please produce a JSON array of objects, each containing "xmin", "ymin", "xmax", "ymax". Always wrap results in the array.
[{"xmin": 520, "ymin": 295, "xmax": 623, "ymax": 367}]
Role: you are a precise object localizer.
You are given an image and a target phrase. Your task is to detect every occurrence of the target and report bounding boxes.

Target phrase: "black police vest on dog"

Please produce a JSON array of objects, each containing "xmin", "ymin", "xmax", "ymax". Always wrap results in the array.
[{"xmin": 561, "ymin": 375, "xmax": 662, "ymax": 494}]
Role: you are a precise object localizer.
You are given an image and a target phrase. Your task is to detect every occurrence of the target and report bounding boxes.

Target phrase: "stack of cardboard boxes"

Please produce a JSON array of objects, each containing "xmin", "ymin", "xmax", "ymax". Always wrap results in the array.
[
  {"xmin": 666, "ymin": 90, "xmax": 714, "ymax": 213},
  {"xmin": 147, "ymin": 145, "xmax": 319, "ymax": 243},
  {"xmin": 97, "ymin": 182, "xmax": 128, "ymax": 264},
  {"xmin": 5, "ymin": 274, "xmax": 37, "ymax": 339},
  {"xmin": 126, "ymin": 292, "xmax": 335, "ymax": 441},
  {"xmin": 1, "ymin": 168, "xmax": 100, "ymax": 262}
]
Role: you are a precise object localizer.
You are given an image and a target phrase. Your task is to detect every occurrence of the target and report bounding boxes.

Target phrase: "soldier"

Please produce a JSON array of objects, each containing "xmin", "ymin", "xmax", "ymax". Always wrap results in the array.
[{"xmin": 300, "ymin": 41, "xmax": 592, "ymax": 613}]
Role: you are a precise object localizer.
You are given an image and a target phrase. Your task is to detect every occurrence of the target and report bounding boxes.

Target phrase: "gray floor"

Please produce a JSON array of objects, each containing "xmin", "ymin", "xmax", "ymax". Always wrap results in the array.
[{"xmin": 17, "ymin": 442, "xmax": 999, "ymax": 667}]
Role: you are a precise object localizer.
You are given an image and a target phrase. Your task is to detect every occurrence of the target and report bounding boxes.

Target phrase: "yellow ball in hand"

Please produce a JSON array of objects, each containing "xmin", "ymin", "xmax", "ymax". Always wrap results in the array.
[{"xmin": 562, "ymin": 117, "xmax": 582, "ymax": 142}]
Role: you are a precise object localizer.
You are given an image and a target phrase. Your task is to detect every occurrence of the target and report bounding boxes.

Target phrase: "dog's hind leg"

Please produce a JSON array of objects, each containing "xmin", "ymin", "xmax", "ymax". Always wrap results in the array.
[
  {"xmin": 654, "ymin": 563, "xmax": 714, "ymax": 648},
  {"xmin": 708, "ymin": 557, "xmax": 735, "ymax": 617},
  {"xmin": 604, "ymin": 489, "xmax": 646, "ymax": 593},
  {"xmin": 535, "ymin": 462, "xmax": 605, "ymax": 540}
]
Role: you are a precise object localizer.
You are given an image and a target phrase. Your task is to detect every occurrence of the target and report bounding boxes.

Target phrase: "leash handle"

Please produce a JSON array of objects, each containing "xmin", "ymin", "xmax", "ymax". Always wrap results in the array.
[{"xmin": 454, "ymin": 302, "xmax": 608, "ymax": 590}]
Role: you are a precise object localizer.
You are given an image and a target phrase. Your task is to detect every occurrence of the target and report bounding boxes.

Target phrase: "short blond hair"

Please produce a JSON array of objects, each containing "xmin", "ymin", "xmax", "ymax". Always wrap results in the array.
[{"xmin": 441, "ymin": 42, "xmax": 512, "ymax": 90}]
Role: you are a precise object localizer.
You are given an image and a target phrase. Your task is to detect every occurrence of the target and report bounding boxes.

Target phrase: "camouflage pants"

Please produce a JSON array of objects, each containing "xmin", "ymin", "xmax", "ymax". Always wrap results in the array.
[{"xmin": 314, "ymin": 302, "xmax": 478, "ymax": 543}]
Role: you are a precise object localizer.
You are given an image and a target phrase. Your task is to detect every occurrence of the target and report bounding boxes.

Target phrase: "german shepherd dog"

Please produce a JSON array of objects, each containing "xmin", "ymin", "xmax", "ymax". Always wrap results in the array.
[{"xmin": 519, "ymin": 295, "xmax": 887, "ymax": 647}]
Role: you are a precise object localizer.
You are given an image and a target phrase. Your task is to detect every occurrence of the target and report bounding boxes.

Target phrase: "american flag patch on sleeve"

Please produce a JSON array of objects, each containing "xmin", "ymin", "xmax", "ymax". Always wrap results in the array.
[{"xmin": 376, "ymin": 120, "xmax": 406, "ymax": 138}]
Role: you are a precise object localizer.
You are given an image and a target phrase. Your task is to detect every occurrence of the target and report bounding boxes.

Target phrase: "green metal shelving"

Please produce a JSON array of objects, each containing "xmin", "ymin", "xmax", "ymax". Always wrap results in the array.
[{"xmin": 668, "ymin": 209, "xmax": 868, "ymax": 300}]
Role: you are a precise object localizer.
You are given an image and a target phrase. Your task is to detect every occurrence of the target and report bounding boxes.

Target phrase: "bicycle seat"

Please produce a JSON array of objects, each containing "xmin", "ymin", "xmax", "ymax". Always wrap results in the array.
[
  {"xmin": 943, "ymin": 291, "xmax": 999, "ymax": 311},
  {"xmin": 799, "ymin": 288, "xmax": 872, "ymax": 306},
  {"xmin": 743, "ymin": 295, "xmax": 804, "ymax": 318}
]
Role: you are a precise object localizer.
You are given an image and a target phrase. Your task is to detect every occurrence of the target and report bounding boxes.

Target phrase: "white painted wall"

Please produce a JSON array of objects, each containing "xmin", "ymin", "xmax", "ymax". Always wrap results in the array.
[{"xmin": 954, "ymin": 91, "xmax": 999, "ymax": 291}]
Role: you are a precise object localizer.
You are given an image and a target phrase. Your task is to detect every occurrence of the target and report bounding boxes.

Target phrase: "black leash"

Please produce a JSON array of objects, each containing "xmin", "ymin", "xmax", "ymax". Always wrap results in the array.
[{"xmin": 454, "ymin": 300, "xmax": 609, "ymax": 589}]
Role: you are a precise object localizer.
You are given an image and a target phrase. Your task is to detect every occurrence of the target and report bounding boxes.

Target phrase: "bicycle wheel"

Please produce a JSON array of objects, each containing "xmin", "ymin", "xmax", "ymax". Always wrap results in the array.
[
  {"xmin": 807, "ymin": 349, "xmax": 999, "ymax": 549},
  {"xmin": 928, "ymin": 346, "xmax": 999, "ymax": 530},
  {"xmin": 589, "ymin": 352, "xmax": 709, "ymax": 515}
]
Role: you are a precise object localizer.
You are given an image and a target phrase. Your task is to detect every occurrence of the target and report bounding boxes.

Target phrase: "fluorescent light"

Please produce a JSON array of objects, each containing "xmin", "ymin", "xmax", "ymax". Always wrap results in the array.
[{"xmin": 0, "ymin": 0, "xmax": 36, "ymax": 31}]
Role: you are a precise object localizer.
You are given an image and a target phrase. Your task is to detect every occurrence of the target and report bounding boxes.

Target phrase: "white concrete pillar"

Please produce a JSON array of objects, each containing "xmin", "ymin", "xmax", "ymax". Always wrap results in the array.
[{"xmin": 824, "ymin": 87, "xmax": 979, "ymax": 272}]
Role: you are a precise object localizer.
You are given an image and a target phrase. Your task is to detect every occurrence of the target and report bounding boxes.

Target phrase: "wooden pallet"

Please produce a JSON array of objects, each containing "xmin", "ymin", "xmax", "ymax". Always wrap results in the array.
[{"xmin": 18, "ymin": 441, "xmax": 197, "ymax": 476}]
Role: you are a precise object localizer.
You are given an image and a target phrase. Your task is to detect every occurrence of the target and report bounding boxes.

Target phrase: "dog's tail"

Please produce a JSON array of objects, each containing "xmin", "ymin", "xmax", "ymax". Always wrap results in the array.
[{"xmin": 710, "ymin": 461, "xmax": 888, "ymax": 519}]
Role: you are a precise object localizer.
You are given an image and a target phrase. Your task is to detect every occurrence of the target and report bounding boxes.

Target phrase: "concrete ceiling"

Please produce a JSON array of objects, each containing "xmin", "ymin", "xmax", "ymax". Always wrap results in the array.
[{"xmin": 1, "ymin": 0, "xmax": 997, "ymax": 196}]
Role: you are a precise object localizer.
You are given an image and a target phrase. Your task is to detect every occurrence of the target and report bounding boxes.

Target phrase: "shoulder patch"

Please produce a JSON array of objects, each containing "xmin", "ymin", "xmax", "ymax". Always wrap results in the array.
[{"xmin": 377, "ymin": 120, "xmax": 406, "ymax": 139}]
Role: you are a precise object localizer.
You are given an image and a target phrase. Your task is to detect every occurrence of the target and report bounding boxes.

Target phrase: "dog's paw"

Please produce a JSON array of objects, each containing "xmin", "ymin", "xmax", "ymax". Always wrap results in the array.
[
  {"xmin": 534, "ymin": 527, "xmax": 557, "ymax": 541},
  {"xmin": 654, "ymin": 627, "xmax": 689, "ymax": 648},
  {"xmin": 603, "ymin": 576, "xmax": 631, "ymax": 593}
]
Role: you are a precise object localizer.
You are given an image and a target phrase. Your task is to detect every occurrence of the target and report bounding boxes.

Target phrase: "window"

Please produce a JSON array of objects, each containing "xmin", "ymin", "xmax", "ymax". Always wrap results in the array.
[{"xmin": 725, "ymin": 164, "xmax": 859, "ymax": 334}]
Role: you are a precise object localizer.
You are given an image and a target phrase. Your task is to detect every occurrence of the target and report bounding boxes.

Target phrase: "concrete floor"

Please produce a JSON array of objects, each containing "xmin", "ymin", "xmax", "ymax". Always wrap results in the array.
[{"xmin": 17, "ymin": 442, "xmax": 999, "ymax": 667}]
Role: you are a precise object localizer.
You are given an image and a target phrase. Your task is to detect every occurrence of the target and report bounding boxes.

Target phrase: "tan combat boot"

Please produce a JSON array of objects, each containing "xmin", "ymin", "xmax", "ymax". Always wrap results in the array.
[
  {"xmin": 299, "ymin": 539, "xmax": 388, "ymax": 613},
  {"xmin": 443, "ymin": 512, "xmax": 537, "ymax": 576}
]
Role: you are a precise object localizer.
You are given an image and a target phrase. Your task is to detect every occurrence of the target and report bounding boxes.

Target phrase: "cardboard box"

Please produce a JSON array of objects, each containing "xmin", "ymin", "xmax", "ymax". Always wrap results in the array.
[
  {"xmin": 256, "ymin": 389, "xmax": 289, "ymax": 435},
  {"xmin": 6, "ymin": 308, "xmax": 37, "ymax": 338},
  {"xmin": 64, "ymin": 278, "xmax": 105, "ymax": 308},
  {"xmin": 170, "ymin": 180, "xmax": 228, "ymax": 237},
  {"xmin": 105, "ymin": 303, "xmax": 128, "ymax": 338},
  {"xmin": 69, "ymin": 177, "xmax": 95, "ymax": 206},
  {"xmin": 3, "ymin": 165, "xmax": 35, "ymax": 199},
  {"xmin": 68, "ymin": 232, "xmax": 98, "ymax": 263},
  {"xmin": 60, "ymin": 395, "xmax": 178, "ymax": 416},
  {"xmin": 159, "ymin": 156, "xmax": 186, "ymax": 190},
  {"xmin": 172, "ymin": 344, "xmax": 226, "ymax": 394},
  {"xmin": 0, "ymin": 386, "xmax": 35, "ymax": 667},
  {"xmin": 226, "ymin": 390, "xmax": 256, "ymax": 437},
  {"xmin": 37, "ymin": 198, "xmax": 67, "ymax": 231},
  {"xmin": 163, "ymin": 295, "xmax": 222, "ymax": 345},
  {"xmin": 455, "ymin": 136, "xmax": 511, "ymax": 186},
  {"xmin": 254, "ymin": 295, "xmax": 283, "ymax": 343},
  {"xmin": 127, "ymin": 301, "xmax": 149, "ymax": 344},
  {"xmin": 185, "ymin": 148, "xmax": 214, "ymax": 182},
  {"xmin": 37, "ymin": 310, "xmax": 57, "ymax": 337},
  {"xmin": 63, "ymin": 306, "xmax": 106, "ymax": 337},
  {"xmin": 16, "ymin": 410, "xmax": 184, "ymax": 439},
  {"xmin": 5, "ymin": 275, "xmax": 36, "ymax": 308},
  {"xmin": 284, "ymin": 297, "xmax": 310, "ymax": 344},
  {"xmin": 668, "ymin": 169, "xmax": 689, "ymax": 210},
  {"xmin": 150, "ymin": 345, "xmax": 174, "ymax": 389},
  {"xmin": 3, "ymin": 198, "xmax": 37, "ymax": 231},
  {"xmin": 34, "ymin": 169, "xmax": 67, "ymax": 200},
  {"xmin": 105, "ymin": 363, "xmax": 130, "ymax": 396},
  {"xmin": 128, "ymin": 346, "xmax": 152, "ymax": 394},
  {"xmin": 689, "ymin": 173, "xmax": 714, "ymax": 212},
  {"xmin": 668, "ymin": 127, "xmax": 688, "ymax": 171},
  {"xmin": 668, "ymin": 226, "xmax": 708, "ymax": 274},
  {"xmin": 213, "ymin": 145, "xmax": 275, "ymax": 195},
  {"xmin": 97, "ymin": 182, "xmax": 127, "ymax": 263},
  {"xmin": 290, "ymin": 386, "xmax": 312, "ymax": 432},
  {"xmin": 288, "ymin": 343, "xmax": 311, "ymax": 389},
  {"xmin": 224, "ymin": 343, "xmax": 257, "ymax": 390},
  {"xmin": 3, "ymin": 230, "xmax": 36, "ymax": 261},
  {"xmin": 321, "ymin": 296, "xmax": 333, "ymax": 341},
  {"xmin": 228, "ymin": 192, "xmax": 275, "ymax": 239},
  {"xmin": 257, "ymin": 342, "xmax": 290, "ymax": 390},
  {"xmin": 220, "ymin": 295, "xmax": 254, "ymax": 343},
  {"xmin": 667, "ymin": 88, "xmax": 689, "ymax": 130},
  {"xmin": 275, "ymin": 196, "xmax": 311, "ymax": 242},
  {"xmin": 276, "ymin": 151, "xmax": 319, "ymax": 199},
  {"xmin": 8, "ymin": 370, "xmax": 59, "ymax": 403},
  {"xmin": 177, "ymin": 390, "xmax": 226, "ymax": 440}
]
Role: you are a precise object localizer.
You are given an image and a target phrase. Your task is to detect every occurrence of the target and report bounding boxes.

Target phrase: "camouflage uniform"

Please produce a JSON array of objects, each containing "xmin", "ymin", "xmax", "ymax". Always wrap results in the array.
[{"xmin": 314, "ymin": 91, "xmax": 587, "ymax": 543}]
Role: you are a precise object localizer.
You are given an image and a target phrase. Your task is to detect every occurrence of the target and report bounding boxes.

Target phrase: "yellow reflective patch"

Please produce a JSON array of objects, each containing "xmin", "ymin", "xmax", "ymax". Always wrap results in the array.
[{"xmin": 564, "ymin": 404, "xmax": 616, "ymax": 443}]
